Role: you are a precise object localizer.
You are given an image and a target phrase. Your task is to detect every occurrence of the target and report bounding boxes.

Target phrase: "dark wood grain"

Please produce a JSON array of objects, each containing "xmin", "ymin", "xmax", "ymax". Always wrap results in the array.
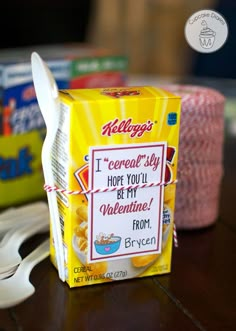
[
  {"xmin": 158, "ymin": 222, "xmax": 236, "ymax": 331},
  {"xmin": 0, "ymin": 310, "xmax": 16, "ymax": 331},
  {"xmin": 219, "ymin": 136, "xmax": 236, "ymax": 232},
  {"xmin": 0, "ymin": 134, "xmax": 235, "ymax": 331},
  {"xmin": 8, "ymin": 263, "xmax": 202, "ymax": 331}
]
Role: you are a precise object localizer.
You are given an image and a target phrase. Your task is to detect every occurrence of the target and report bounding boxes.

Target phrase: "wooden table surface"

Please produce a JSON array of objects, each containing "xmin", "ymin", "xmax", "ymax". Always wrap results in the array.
[{"xmin": 0, "ymin": 135, "xmax": 236, "ymax": 331}]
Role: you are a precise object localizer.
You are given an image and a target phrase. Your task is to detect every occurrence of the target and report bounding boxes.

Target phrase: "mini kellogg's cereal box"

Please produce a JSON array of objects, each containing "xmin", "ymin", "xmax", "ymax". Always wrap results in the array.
[{"xmin": 50, "ymin": 86, "xmax": 181, "ymax": 287}]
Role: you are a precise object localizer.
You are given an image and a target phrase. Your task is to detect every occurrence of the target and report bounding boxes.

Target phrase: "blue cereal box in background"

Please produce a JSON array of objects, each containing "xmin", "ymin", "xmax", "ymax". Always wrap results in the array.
[
  {"xmin": 1, "ymin": 60, "xmax": 69, "ymax": 135},
  {"xmin": 0, "ymin": 131, "xmax": 45, "ymax": 207},
  {"xmin": 0, "ymin": 60, "xmax": 69, "ymax": 207}
]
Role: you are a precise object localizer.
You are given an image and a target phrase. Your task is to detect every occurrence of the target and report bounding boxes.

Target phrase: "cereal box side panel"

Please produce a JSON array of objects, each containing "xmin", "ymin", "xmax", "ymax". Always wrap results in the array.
[{"xmin": 49, "ymin": 97, "xmax": 72, "ymax": 275}]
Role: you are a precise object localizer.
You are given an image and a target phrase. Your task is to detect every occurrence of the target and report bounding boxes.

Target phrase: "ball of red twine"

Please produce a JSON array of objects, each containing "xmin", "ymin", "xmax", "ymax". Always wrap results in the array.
[{"xmin": 163, "ymin": 84, "xmax": 225, "ymax": 229}]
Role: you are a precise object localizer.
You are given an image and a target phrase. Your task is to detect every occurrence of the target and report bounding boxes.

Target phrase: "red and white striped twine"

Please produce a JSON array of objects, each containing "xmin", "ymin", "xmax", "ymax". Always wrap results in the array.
[
  {"xmin": 173, "ymin": 223, "xmax": 178, "ymax": 247},
  {"xmin": 44, "ymin": 179, "xmax": 178, "ymax": 195}
]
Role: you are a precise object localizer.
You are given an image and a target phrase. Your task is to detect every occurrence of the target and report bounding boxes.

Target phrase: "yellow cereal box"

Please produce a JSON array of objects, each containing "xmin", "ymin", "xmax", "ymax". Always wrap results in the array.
[{"xmin": 50, "ymin": 86, "xmax": 181, "ymax": 287}]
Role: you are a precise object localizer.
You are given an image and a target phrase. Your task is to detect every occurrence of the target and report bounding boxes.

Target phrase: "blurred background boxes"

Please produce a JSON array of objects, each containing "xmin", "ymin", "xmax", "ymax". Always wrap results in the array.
[
  {"xmin": 88, "ymin": 0, "xmax": 216, "ymax": 76},
  {"xmin": 0, "ymin": 44, "xmax": 128, "ymax": 135},
  {"xmin": 0, "ymin": 43, "xmax": 128, "ymax": 208}
]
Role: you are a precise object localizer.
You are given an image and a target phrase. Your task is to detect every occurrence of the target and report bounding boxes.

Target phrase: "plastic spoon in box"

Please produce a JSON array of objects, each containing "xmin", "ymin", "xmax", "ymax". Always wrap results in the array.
[
  {"xmin": 31, "ymin": 52, "xmax": 65, "ymax": 282},
  {"xmin": 0, "ymin": 238, "xmax": 49, "ymax": 309}
]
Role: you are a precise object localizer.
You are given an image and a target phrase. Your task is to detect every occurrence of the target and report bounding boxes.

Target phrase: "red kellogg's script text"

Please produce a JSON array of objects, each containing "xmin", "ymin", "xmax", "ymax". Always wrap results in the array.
[{"xmin": 101, "ymin": 118, "xmax": 154, "ymax": 138}]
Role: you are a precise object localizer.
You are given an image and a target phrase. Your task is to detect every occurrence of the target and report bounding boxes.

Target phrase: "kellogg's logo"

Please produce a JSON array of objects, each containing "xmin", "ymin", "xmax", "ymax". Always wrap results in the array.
[{"xmin": 101, "ymin": 118, "xmax": 154, "ymax": 138}]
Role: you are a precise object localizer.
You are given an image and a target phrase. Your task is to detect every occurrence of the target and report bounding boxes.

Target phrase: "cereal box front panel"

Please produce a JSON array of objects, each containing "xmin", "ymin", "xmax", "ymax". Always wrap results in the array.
[{"xmin": 51, "ymin": 86, "xmax": 181, "ymax": 287}]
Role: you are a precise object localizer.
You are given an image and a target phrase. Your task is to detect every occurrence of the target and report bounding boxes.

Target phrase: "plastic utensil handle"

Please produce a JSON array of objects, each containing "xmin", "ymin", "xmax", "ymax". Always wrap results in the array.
[
  {"xmin": 1, "ymin": 209, "xmax": 49, "ymax": 241},
  {"xmin": 0, "ymin": 211, "xmax": 49, "ymax": 248},
  {"xmin": 0, "ymin": 201, "xmax": 48, "ymax": 223},
  {"xmin": 0, "ymin": 208, "xmax": 49, "ymax": 236},
  {"xmin": 0, "ymin": 231, "xmax": 13, "ymax": 248},
  {"xmin": 4, "ymin": 219, "xmax": 49, "ymax": 252},
  {"xmin": 16, "ymin": 238, "xmax": 50, "ymax": 277}
]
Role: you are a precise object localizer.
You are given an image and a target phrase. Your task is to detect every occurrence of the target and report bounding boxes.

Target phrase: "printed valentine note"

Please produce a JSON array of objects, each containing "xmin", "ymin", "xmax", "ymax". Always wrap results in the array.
[{"xmin": 87, "ymin": 142, "xmax": 167, "ymax": 262}]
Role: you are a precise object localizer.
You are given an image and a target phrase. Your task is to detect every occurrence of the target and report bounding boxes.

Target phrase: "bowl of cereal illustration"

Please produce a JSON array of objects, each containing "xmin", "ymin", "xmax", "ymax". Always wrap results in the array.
[
  {"xmin": 94, "ymin": 233, "xmax": 121, "ymax": 255},
  {"xmin": 72, "ymin": 234, "xmax": 87, "ymax": 265}
]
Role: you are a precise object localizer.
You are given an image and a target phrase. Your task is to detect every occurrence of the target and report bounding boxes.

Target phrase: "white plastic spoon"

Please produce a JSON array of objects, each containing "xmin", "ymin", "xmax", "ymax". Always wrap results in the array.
[
  {"xmin": 31, "ymin": 52, "xmax": 65, "ymax": 281},
  {"xmin": 0, "ymin": 208, "xmax": 49, "ymax": 248},
  {"xmin": 0, "ymin": 201, "xmax": 48, "ymax": 224},
  {"xmin": 0, "ymin": 238, "xmax": 49, "ymax": 309},
  {"xmin": 0, "ymin": 265, "xmax": 18, "ymax": 280},
  {"xmin": 0, "ymin": 216, "xmax": 49, "ymax": 272}
]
